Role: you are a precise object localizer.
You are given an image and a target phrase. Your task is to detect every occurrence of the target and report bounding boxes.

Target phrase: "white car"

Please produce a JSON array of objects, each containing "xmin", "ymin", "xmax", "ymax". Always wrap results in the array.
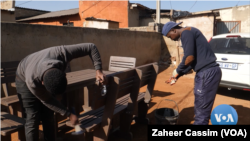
[{"xmin": 209, "ymin": 33, "xmax": 250, "ymax": 91}]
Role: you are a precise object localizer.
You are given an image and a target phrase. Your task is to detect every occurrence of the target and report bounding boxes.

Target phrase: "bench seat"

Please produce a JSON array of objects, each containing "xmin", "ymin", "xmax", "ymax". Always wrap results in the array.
[
  {"xmin": 1, "ymin": 112, "xmax": 26, "ymax": 141},
  {"xmin": 65, "ymin": 92, "xmax": 145, "ymax": 132},
  {"xmin": 1, "ymin": 95, "xmax": 19, "ymax": 107}
]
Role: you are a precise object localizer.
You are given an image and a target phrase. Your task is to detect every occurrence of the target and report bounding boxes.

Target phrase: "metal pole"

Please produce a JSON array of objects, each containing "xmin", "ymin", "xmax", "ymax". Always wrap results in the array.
[{"xmin": 156, "ymin": 0, "xmax": 161, "ymax": 24}]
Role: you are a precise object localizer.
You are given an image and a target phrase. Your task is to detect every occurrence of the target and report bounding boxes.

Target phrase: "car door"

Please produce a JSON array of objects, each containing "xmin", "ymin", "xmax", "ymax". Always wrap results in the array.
[{"xmin": 209, "ymin": 36, "xmax": 250, "ymax": 86}]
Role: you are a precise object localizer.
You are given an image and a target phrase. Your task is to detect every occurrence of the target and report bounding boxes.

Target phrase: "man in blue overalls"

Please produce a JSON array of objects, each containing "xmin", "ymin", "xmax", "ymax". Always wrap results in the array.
[{"xmin": 162, "ymin": 21, "xmax": 222, "ymax": 125}]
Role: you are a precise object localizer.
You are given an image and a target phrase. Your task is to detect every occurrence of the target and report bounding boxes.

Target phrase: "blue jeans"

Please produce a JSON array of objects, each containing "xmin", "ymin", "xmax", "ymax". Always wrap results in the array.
[
  {"xmin": 193, "ymin": 66, "xmax": 222, "ymax": 125},
  {"xmin": 15, "ymin": 75, "xmax": 56, "ymax": 141}
]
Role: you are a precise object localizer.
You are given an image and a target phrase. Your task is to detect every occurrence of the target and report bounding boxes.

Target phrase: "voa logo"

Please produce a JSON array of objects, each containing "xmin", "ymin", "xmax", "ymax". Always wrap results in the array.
[{"xmin": 211, "ymin": 104, "xmax": 238, "ymax": 125}]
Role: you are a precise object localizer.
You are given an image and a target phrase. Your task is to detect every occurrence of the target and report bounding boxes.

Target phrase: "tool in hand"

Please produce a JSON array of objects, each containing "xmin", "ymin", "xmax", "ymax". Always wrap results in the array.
[
  {"xmin": 95, "ymin": 80, "xmax": 107, "ymax": 96},
  {"xmin": 165, "ymin": 69, "xmax": 178, "ymax": 85},
  {"xmin": 70, "ymin": 107, "xmax": 84, "ymax": 135},
  {"xmin": 71, "ymin": 124, "xmax": 84, "ymax": 135},
  {"xmin": 166, "ymin": 77, "xmax": 177, "ymax": 85}
]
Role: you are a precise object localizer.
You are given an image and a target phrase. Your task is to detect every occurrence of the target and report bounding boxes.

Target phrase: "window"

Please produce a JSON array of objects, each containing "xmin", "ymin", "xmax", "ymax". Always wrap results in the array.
[
  {"xmin": 63, "ymin": 22, "xmax": 74, "ymax": 27},
  {"xmin": 209, "ymin": 38, "xmax": 250, "ymax": 55}
]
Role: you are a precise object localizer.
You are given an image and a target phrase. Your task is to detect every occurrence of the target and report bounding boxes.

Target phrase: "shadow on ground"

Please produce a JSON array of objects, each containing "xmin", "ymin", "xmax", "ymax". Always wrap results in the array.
[
  {"xmin": 151, "ymin": 90, "xmax": 174, "ymax": 99},
  {"xmin": 176, "ymin": 105, "xmax": 250, "ymax": 125},
  {"xmin": 229, "ymin": 105, "xmax": 250, "ymax": 125},
  {"xmin": 217, "ymin": 87, "xmax": 250, "ymax": 101},
  {"xmin": 158, "ymin": 64, "xmax": 170, "ymax": 74},
  {"xmin": 178, "ymin": 107, "xmax": 194, "ymax": 125}
]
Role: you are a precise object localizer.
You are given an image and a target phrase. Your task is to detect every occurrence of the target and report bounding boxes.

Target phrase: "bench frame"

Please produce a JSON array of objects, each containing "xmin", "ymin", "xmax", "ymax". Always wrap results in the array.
[
  {"xmin": 108, "ymin": 56, "xmax": 136, "ymax": 72},
  {"xmin": 1, "ymin": 61, "xmax": 24, "ymax": 118},
  {"xmin": 1, "ymin": 112, "xmax": 26, "ymax": 141},
  {"xmin": 65, "ymin": 62, "xmax": 159, "ymax": 141}
]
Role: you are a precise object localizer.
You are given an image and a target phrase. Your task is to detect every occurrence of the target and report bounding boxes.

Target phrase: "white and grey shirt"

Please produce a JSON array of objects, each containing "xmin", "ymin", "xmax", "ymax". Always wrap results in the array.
[{"xmin": 16, "ymin": 43, "xmax": 102, "ymax": 116}]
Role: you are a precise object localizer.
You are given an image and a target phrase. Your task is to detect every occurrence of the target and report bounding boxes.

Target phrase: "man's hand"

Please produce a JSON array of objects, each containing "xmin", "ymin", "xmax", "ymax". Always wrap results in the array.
[
  {"xmin": 96, "ymin": 69, "xmax": 107, "ymax": 85},
  {"xmin": 69, "ymin": 113, "xmax": 79, "ymax": 126},
  {"xmin": 165, "ymin": 69, "xmax": 179, "ymax": 85}
]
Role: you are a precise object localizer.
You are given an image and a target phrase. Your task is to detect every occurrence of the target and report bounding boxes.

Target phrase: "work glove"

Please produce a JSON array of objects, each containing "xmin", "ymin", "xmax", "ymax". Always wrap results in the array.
[{"xmin": 165, "ymin": 69, "xmax": 179, "ymax": 85}]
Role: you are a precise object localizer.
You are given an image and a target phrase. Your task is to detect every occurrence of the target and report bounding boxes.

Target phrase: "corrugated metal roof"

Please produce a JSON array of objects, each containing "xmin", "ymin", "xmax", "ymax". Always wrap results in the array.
[
  {"xmin": 216, "ymin": 21, "xmax": 241, "ymax": 35},
  {"xmin": 15, "ymin": 6, "xmax": 50, "ymax": 12},
  {"xmin": 17, "ymin": 8, "xmax": 79, "ymax": 21},
  {"xmin": 130, "ymin": 3, "xmax": 151, "ymax": 10},
  {"xmin": 85, "ymin": 17, "xmax": 119, "ymax": 23}
]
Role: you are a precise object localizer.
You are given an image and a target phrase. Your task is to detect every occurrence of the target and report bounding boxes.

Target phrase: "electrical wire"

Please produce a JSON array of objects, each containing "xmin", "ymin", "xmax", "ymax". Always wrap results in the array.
[
  {"xmin": 236, "ymin": 0, "xmax": 241, "ymax": 6},
  {"xmin": 93, "ymin": 1, "xmax": 114, "ymax": 17},
  {"xmin": 179, "ymin": 0, "xmax": 198, "ymax": 20},
  {"xmin": 188, "ymin": 0, "xmax": 197, "ymax": 12},
  {"xmin": 16, "ymin": 0, "xmax": 33, "ymax": 7},
  {"xmin": 170, "ymin": 0, "xmax": 173, "ymax": 10},
  {"xmin": 81, "ymin": 0, "xmax": 102, "ymax": 14}
]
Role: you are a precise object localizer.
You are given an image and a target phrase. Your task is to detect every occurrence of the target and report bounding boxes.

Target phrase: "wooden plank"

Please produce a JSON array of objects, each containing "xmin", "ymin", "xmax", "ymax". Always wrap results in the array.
[
  {"xmin": 110, "ymin": 56, "xmax": 136, "ymax": 63},
  {"xmin": 135, "ymin": 62, "xmax": 157, "ymax": 69},
  {"xmin": 135, "ymin": 64, "xmax": 159, "ymax": 124},
  {"xmin": 65, "ymin": 91, "xmax": 131, "ymax": 128},
  {"xmin": 1, "ymin": 95, "xmax": 19, "ymax": 106},
  {"xmin": 1, "ymin": 112, "xmax": 25, "ymax": 136},
  {"xmin": 83, "ymin": 92, "xmax": 145, "ymax": 132},
  {"xmin": 1, "ymin": 61, "xmax": 19, "ymax": 98},
  {"xmin": 229, "ymin": 22, "xmax": 240, "ymax": 33},
  {"xmin": 143, "ymin": 64, "xmax": 159, "ymax": 103},
  {"xmin": 66, "ymin": 71, "xmax": 114, "ymax": 85},
  {"xmin": 67, "ymin": 68, "xmax": 143, "ymax": 137},
  {"xmin": 137, "ymin": 65, "xmax": 152, "ymax": 73},
  {"xmin": 118, "ymin": 69, "xmax": 142, "ymax": 139},
  {"xmin": 0, "ymin": 112, "xmax": 25, "ymax": 123},
  {"xmin": 110, "ymin": 62, "xmax": 135, "ymax": 66},
  {"xmin": 66, "ymin": 70, "xmax": 113, "ymax": 77},
  {"xmin": 108, "ymin": 56, "xmax": 136, "ymax": 72},
  {"xmin": 111, "ymin": 69, "xmax": 135, "ymax": 81},
  {"xmin": 66, "ymin": 69, "xmax": 93, "ymax": 76},
  {"xmin": 81, "ymin": 94, "xmax": 131, "ymax": 132},
  {"xmin": 1, "ymin": 83, "xmax": 9, "ymax": 97},
  {"xmin": 110, "ymin": 64, "xmax": 134, "ymax": 68},
  {"xmin": 65, "ymin": 92, "xmax": 145, "ymax": 132}
]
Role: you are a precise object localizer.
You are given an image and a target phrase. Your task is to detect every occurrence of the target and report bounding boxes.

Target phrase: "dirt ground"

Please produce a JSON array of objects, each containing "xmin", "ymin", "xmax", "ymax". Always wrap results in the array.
[{"xmin": 10, "ymin": 65, "xmax": 250, "ymax": 141}]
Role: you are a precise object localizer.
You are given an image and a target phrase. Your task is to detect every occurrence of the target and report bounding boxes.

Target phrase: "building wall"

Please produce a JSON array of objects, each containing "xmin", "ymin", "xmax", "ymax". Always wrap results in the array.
[
  {"xmin": 79, "ymin": 0, "xmax": 129, "ymax": 28},
  {"xmin": 15, "ymin": 7, "xmax": 49, "ymax": 20},
  {"xmin": 176, "ymin": 14, "xmax": 214, "ymax": 41},
  {"xmin": 1, "ymin": 0, "xmax": 15, "ymax": 10},
  {"xmin": 128, "ymin": 8, "xmax": 140, "ymax": 27},
  {"xmin": 139, "ymin": 17, "xmax": 170, "ymax": 26},
  {"xmin": 1, "ymin": 22, "xmax": 162, "ymax": 71},
  {"xmin": 108, "ymin": 22, "xmax": 119, "ymax": 29},
  {"xmin": 83, "ymin": 20, "xmax": 109, "ymax": 29},
  {"xmin": 139, "ymin": 17, "xmax": 154, "ymax": 26},
  {"xmin": 121, "ymin": 26, "xmax": 155, "ymax": 32},
  {"xmin": 161, "ymin": 36, "xmax": 177, "ymax": 64},
  {"xmin": 1, "ymin": 10, "xmax": 15, "ymax": 22},
  {"xmin": 218, "ymin": 8, "xmax": 233, "ymax": 21},
  {"xmin": 20, "ymin": 14, "xmax": 82, "ymax": 27},
  {"xmin": 232, "ymin": 6, "xmax": 250, "ymax": 33},
  {"xmin": 219, "ymin": 5, "xmax": 250, "ymax": 33}
]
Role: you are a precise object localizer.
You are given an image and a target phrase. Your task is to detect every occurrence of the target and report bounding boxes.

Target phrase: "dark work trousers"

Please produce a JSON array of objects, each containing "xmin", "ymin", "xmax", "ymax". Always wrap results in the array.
[
  {"xmin": 193, "ymin": 66, "xmax": 222, "ymax": 125},
  {"xmin": 15, "ymin": 75, "xmax": 56, "ymax": 141}
]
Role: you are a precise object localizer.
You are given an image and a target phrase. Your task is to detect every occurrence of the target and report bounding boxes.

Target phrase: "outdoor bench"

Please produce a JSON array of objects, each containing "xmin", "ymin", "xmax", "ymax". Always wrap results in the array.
[
  {"xmin": 1, "ymin": 61, "xmax": 23, "ymax": 117},
  {"xmin": 1, "ymin": 112, "xmax": 26, "ymax": 141},
  {"xmin": 65, "ymin": 62, "xmax": 159, "ymax": 141}
]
